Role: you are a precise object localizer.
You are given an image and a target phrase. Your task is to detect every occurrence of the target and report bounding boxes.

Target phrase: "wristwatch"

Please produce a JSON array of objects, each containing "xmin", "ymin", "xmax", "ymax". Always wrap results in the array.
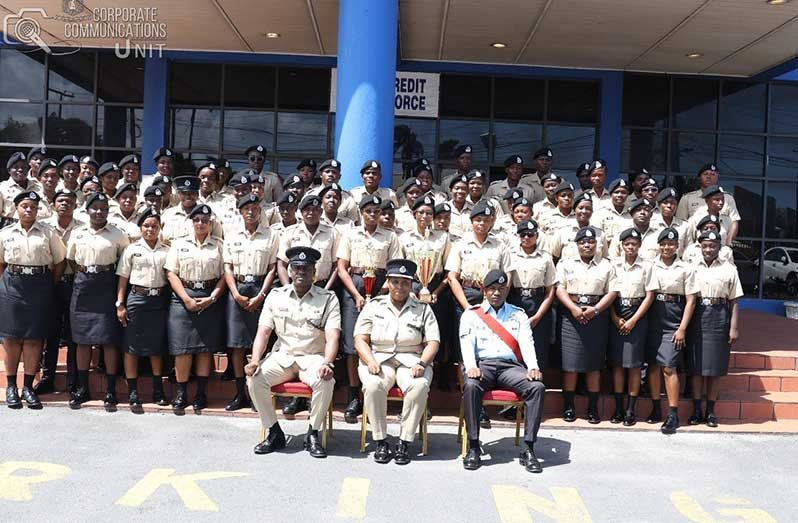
[
  {"xmin": 114, "ymin": 300, "xmax": 124, "ymax": 308},
  {"xmin": 417, "ymin": 360, "xmax": 427, "ymax": 368},
  {"xmin": 323, "ymin": 361, "xmax": 335, "ymax": 370}
]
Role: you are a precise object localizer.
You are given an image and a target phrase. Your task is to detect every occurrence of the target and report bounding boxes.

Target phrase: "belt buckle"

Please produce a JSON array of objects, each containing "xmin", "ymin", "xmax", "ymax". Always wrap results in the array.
[
  {"xmin": 656, "ymin": 293, "xmax": 665, "ymax": 302},
  {"xmin": 244, "ymin": 275, "xmax": 255, "ymax": 283},
  {"xmin": 578, "ymin": 295, "xmax": 588, "ymax": 305},
  {"xmin": 621, "ymin": 298, "xmax": 631, "ymax": 307},
  {"xmin": 86, "ymin": 265, "xmax": 97, "ymax": 274},
  {"xmin": 194, "ymin": 281, "xmax": 205, "ymax": 290},
  {"xmin": 147, "ymin": 288, "xmax": 159, "ymax": 296},
  {"xmin": 21, "ymin": 266, "xmax": 34, "ymax": 275},
  {"xmin": 701, "ymin": 297, "xmax": 711, "ymax": 306},
  {"xmin": 521, "ymin": 289, "xmax": 532, "ymax": 298}
]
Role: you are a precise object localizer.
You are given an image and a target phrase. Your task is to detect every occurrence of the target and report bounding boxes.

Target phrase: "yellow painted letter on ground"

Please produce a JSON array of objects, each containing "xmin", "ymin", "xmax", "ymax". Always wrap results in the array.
[
  {"xmin": 670, "ymin": 492, "xmax": 776, "ymax": 523},
  {"xmin": 492, "ymin": 486, "xmax": 592, "ymax": 523},
  {"xmin": 0, "ymin": 461, "xmax": 71, "ymax": 501},
  {"xmin": 336, "ymin": 477, "xmax": 370, "ymax": 519},
  {"xmin": 115, "ymin": 468, "xmax": 247, "ymax": 512}
]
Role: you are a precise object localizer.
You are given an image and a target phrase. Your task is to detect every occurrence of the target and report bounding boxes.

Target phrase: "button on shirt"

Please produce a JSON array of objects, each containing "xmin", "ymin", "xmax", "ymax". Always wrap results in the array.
[
  {"xmin": 109, "ymin": 209, "xmax": 142, "ymax": 242},
  {"xmin": 651, "ymin": 258, "xmax": 699, "ymax": 295},
  {"xmin": 224, "ymin": 223, "xmax": 278, "ymax": 277},
  {"xmin": 556, "ymin": 257, "xmax": 616, "ymax": 295},
  {"xmin": 507, "ymin": 245, "xmax": 557, "ymax": 289},
  {"xmin": 444, "ymin": 233, "xmax": 510, "ymax": 282},
  {"xmin": 354, "ymin": 295, "xmax": 440, "ymax": 366},
  {"xmin": 116, "ymin": 238, "xmax": 169, "ymax": 288},
  {"xmin": 277, "ymin": 222, "xmax": 338, "ymax": 281},
  {"xmin": 399, "ymin": 228, "xmax": 451, "ymax": 276},
  {"xmin": 693, "ymin": 258, "xmax": 744, "ymax": 299},
  {"xmin": 445, "ymin": 200, "xmax": 473, "ymax": 238},
  {"xmin": 336, "ymin": 226, "xmax": 402, "ymax": 269},
  {"xmin": 66, "ymin": 222, "xmax": 129, "ymax": 266},
  {"xmin": 459, "ymin": 301, "xmax": 539, "ymax": 371},
  {"xmin": 0, "ymin": 221, "xmax": 66, "ymax": 266},
  {"xmin": 532, "ymin": 199, "xmax": 557, "ymax": 223},
  {"xmin": 676, "ymin": 190, "xmax": 741, "ymax": 222},
  {"xmin": 164, "ymin": 235, "xmax": 223, "ymax": 281},
  {"xmin": 259, "ymin": 285, "xmax": 341, "ymax": 367},
  {"xmin": 610, "ymin": 258, "xmax": 659, "ymax": 298},
  {"xmin": 349, "ymin": 186, "xmax": 399, "ymax": 208}
]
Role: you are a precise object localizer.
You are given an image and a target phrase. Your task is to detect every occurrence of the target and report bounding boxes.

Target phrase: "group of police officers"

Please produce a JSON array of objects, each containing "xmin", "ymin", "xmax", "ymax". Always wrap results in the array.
[{"xmin": 0, "ymin": 143, "xmax": 744, "ymax": 473}]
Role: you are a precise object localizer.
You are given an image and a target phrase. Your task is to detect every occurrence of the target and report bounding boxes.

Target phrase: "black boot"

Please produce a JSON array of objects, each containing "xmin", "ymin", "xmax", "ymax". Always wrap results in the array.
[
  {"xmin": 463, "ymin": 440, "xmax": 481, "ymax": 470},
  {"xmin": 562, "ymin": 391, "xmax": 576, "ymax": 422},
  {"xmin": 69, "ymin": 370, "xmax": 90, "ymax": 409},
  {"xmin": 373, "ymin": 439, "xmax": 392, "ymax": 464},
  {"xmin": 611, "ymin": 393, "xmax": 624, "ymax": 423},
  {"xmin": 623, "ymin": 395, "xmax": 638, "ymax": 426},
  {"xmin": 225, "ymin": 378, "xmax": 250, "ymax": 411},
  {"xmin": 394, "ymin": 440, "xmax": 411, "ymax": 465},
  {"xmin": 104, "ymin": 375, "xmax": 118, "ymax": 411},
  {"xmin": 587, "ymin": 392, "xmax": 600, "ymax": 424},
  {"xmin": 172, "ymin": 382, "xmax": 188, "ymax": 411},
  {"xmin": 32, "ymin": 375, "xmax": 55, "ymax": 395},
  {"xmin": 520, "ymin": 443, "xmax": 542, "ymax": 473},
  {"xmin": 646, "ymin": 399, "xmax": 662, "ymax": 423},
  {"xmin": 344, "ymin": 397, "xmax": 362, "ymax": 424},
  {"xmin": 687, "ymin": 399, "xmax": 703, "ymax": 425},
  {"xmin": 6, "ymin": 385, "xmax": 22, "ymax": 409},
  {"xmin": 303, "ymin": 426, "xmax": 327, "ymax": 458},
  {"xmin": 254, "ymin": 423, "xmax": 286, "ymax": 454},
  {"xmin": 127, "ymin": 378, "xmax": 141, "ymax": 410},
  {"xmin": 283, "ymin": 396, "xmax": 309, "ymax": 415},
  {"xmin": 21, "ymin": 386, "xmax": 42, "ymax": 409},
  {"xmin": 661, "ymin": 408, "xmax": 679, "ymax": 434},
  {"xmin": 152, "ymin": 376, "xmax": 169, "ymax": 406},
  {"xmin": 192, "ymin": 377, "xmax": 208, "ymax": 412}
]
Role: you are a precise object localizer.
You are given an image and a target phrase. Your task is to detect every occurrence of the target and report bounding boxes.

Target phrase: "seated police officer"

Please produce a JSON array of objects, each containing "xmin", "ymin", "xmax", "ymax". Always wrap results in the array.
[
  {"xmin": 460, "ymin": 269, "xmax": 546, "ymax": 473},
  {"xmin": 245, "ymin": 246, "xmax": 341, "ymax": 458}
]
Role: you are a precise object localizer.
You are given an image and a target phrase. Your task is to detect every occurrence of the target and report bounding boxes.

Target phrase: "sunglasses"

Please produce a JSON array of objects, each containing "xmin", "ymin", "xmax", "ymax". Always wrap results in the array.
[{"xmin": 249, "ymin": 156, "xmax": 264, "ymax": 162}]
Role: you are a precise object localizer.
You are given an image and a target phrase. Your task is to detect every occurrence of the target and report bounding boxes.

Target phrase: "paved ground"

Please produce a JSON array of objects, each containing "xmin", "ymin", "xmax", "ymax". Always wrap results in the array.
[{"xmin": 0, "ymin": 406, "xmax": 795, "ymax": 522}]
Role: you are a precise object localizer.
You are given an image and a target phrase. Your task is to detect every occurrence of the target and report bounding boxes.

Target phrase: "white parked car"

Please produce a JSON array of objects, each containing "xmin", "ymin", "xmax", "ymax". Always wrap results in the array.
[{"xmin": 762, "ymin": 247, "xmax": 798, "ymax": 296}]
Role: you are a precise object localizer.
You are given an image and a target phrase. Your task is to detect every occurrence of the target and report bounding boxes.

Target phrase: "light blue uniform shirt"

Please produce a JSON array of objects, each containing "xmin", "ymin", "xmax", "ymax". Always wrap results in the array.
[{"xmin": 459, "ymin": 301, "xmax": 538, "ymax": 371}]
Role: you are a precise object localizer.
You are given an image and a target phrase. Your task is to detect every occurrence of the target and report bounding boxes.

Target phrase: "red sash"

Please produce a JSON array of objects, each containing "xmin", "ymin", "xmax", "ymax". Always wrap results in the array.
[{"xmin": 473, "ymin": 307, "xmax": 524, "ymax": 365}]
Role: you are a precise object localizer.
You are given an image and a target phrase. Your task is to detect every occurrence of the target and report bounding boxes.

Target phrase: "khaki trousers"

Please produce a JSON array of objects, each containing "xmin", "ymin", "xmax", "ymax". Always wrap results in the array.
[
  {"xmin": 358, "ymin": 358, "xmax": 432, "ymax": 442},
  {"xmin": 247, "ymin": 355, "xmax": 334, "ymax": 431}
]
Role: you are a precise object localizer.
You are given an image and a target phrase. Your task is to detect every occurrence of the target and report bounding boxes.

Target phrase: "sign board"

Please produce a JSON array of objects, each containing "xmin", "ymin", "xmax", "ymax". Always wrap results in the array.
[{"xmin": 329, "ymin": 69, "xmax": 439, "ymax": 118}]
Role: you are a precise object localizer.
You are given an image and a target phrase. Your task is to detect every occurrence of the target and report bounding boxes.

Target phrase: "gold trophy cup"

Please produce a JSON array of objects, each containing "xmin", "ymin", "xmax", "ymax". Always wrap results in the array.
[{"xmin": 416, "ymin": 248, "xmax": 439, "ymax": 304}]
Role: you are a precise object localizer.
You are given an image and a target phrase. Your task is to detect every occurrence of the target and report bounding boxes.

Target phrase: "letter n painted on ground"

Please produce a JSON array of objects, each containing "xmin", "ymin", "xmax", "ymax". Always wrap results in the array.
[
  {"xmin": 115, "ymin": 468, "xmax": 247, "ymax": 512},
  {"xmin": 0, "ymin": 461, "xmax": 71, "ymax": 501},
  {"xmin": 492, "ymin": 486, "xmax": 592, "ymax": 523}
]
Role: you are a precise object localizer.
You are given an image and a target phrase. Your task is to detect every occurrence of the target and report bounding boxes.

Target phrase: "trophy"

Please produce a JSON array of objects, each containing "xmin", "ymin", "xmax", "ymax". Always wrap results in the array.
[
  {"xmin": 361, "ymin": 245, "xmax": 377, "ymax": 302},
  {"xmin": 416, "ymin": 247, "xmax": 440, "ymax": 304}
]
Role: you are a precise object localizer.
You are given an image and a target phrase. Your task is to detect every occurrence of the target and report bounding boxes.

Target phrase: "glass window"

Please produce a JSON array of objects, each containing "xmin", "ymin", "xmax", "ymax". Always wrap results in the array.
[
  {"xmin": 493, "ymin": 77, "xmax": 544, "ymax": 121},
  {"xmin": 770, "ymin": 83, "xmax": 798, "ymax": 134},
  {"xmin": 622, "ymin": 75, "xmax": 669, "ymax": 128},
  {"xmin": 277, "ymin": 68, "xmax": 330, "ymax": 111},
  {"xmin": 224, "ymin": 65, "xmax": 275, "ymax": 108},
  {"xmin": 621, "ymin": 129, "xmax": 667, "ymax": 173},
  {"xmin": 762, "ymin": 241, "xmax": 798, "ymax": 299},
  {"xmin": 722, "ymin": 178, "xmax": 763, "ymax": 238},
  {"xmin": 0, "ymin": 49, "xmax": 45, "ymax": 100},
  {"xmin": 97, "ymin": 53, "xmax": 144, "ymax": 104},
  {"xmin": 170, "ymin": 152, "xmax": 215, "ymax": 177},
  {"xmin": 95, "ymin": 149, "xmax": 139, "ymax": 165},
  {"xmin": 48, "ymin": 52, "xmax": 94, "ymax": 102},
  {"xmin": 169, "ymin": 63, "xmax": 222, "ymax": 106},
  {"xmin": 222, "ymin": 110, "xmax": 275, "ymax": 153},
  {"xmin": 0, "ymin": 102, "xmax": 43, "ymax": 144},
  {"xmin": 439, "ymin": 75, "xmax": 491, "ymax": 118},
  {"xmin": 547, "ymin": 80, "xmax": 598, "ymax": 124},
  {"xmin": 720, "ymin": 81, "xmax": 766, "ymax": 133},
  {"xmin": 669, "ymin": 132, "xmax": 715, "ymax": 174},
  {"xmin": 767, "ymin": 137, "xmax": 798, "ymax": 180},
  {"xmin": 492, "ymin": 121, "xmax": 542, "ymax": 163},
  {"xmin": 438, "ymin": 119, "xmax": 489, "ymax": 161},
  {"xmin": 96, "ymin": 106, "xmax": 142, "ymax": 149},
  {"xmin": 718, "ymin": 134, "xmax": 764, "ymax": 177},
  {"xmin": 170, "ymin": 108, "xmax": 220, "ymax": 151},
  {"xmin": 673, "ymin": 77, "xmax": 717, "ymax": 130},
  {"xmin": 731, "ymin": 240, "xmax": 761, "ymax": 297},
  {"xmin": 276, "ymin": 112, "xmax": 328, "ymax": 154},
  {"xmin": 394, "ymin": 117, "xmax": 435, "ymax": 161},
  {"xmin": 277, "ymin": 159, "xmax": 302, "ymax": 177},
  {"xmin": 221, "ymin": 156, "xmax": 255, "ymax": 175},
  {"xmin": 765, "ymin": 181, "xmax": 797, "ymax": 240},
  {"xmin": 546, "ymin": 125, "xmax": 596, "ymax": 172},
  {"xmin": 45, "ymin": 104, "xmax": 93, "ymax": 146}
]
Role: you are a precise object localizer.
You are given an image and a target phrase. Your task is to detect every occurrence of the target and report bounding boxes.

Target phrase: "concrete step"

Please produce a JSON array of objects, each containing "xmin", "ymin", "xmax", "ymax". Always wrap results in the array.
[
  {"xmin": 731, "ymin": 350, "xmax": 798, "ymax": 371},
  {"xmin": 722, "ymin": 369, "xmax": 798, "ymax": 393}
]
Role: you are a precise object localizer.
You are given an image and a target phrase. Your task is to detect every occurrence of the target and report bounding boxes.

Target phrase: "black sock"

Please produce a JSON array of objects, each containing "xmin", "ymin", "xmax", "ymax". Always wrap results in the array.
[
  {"xmin": 706, "ymin": 400, "xmax": 715, "ymax": 415},
  {"xmin": 152, "ymin": 376, "xmax": 163, "ymax": 392},
  {"xmin": 196, "ymin": 376, "xmax": 208, "ymax": 396},
  {"xmin": 106, "ymin": 374, "xmax": 117, "ymax": 392},
  {"xmin": 627, "ymin": 395, "xmax": 638, "ymax": 412},
  {"xmin": 563, "ymin": 391, "xmax": 575, "ymax": 411},
  {"xmin": 270, "ymin": 421, "xmax": 283, "ymax": 434},
  {"xmin": 614, "ymin": 392, "xmax": 624, "ymax": 412},
  {"xmin": 177, "ymin": 381, "xmax": 188, "ymax": 395},
  {"xmin": 235, "ymin": 377, "xmax": 245, "ymax": 396},
  {"xmin": 651, "ymin": 399, "xmax": 662, "ymax": 414},
  {"xmin": 78, "ymin": 370, "xmax": 89, "ymax": 389},
  {"xmin": 469, "ymin": 439, "xmax": 480, "ymax": 450},
  {"xmin": 6, "ymin": 375, "xmax": 17, "ymax": 388},
  {"xmin": 692, "ymin": 399, "xmax": 702, "ymax": 413},
  {"xmin": 126, "ymin": 378, "xmax": 137, "ymax": 392},
  {"xmin": 23, "ymin": 374, "xmax": 35, "ymax": 388},
  {"xmin": 588, "ymin": 392, "xmax": 599, "ymax": 412},
  {"xmin": 525, "ymin": 441, "xmax": 535, "ymax": 452},
  {"xmin": 348, "ymin": 386, "xmax": 359, "ymax": 403},
  {"xmin": 669, "ymin": 406, "xmax": 678, "ymax": 416}
]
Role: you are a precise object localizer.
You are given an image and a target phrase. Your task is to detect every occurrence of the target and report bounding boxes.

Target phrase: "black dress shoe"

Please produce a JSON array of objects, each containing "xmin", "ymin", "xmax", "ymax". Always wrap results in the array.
[
  {"xmin": 172, "ymin": 390, "xmax": 188, "ymax": 411},
  {"xmin": 479, "ymin": 408, "xmax": 491, "ymax": 429},
  {"xmin": 520, "ymin": 449, "xmax": 542, "ymax": 473},
  {"xmin": 153, "ymin": 390, "xmax": 169, "ymax": 406},
  {"xmin": 661, "ymin": 412, "xmax": 679, "ymax": 434},
  {"xmin": 21, "ymin": 387, "xmax": 42, "ymax": 409},
  {"xmin": 304, "ymin": 431, "xmax": 327, "ymax": 458},
  {"xmin": 128, "ymin": 390, "xmax": 142, "ymax": 406},
  {"xmin": 646, "ymin": 409, "xmax": 662, "ymax": 424},
  {"xmin": 499, "ymin": 405, "xmax": 518, "ymax": 421},
  {"xmin": 283, "ymin": 396, "xmax": 308, "ymax": 415},
  {"xmin": 254, "ymin": 427, "xmax": 286, "ymax": 455},
  {"xmin": 463, "ymin": 447, "xmax": 482, "ymax": 470},
  {"xmin": 68, "ymin": 388, "xmax": 89, "ymax": 410},
  {"xmin": 6, "ymin": 386, "xmax": 22, "ymax": 409},
  {"xmin": 610, "ymin": 410, "xmax": 624, "ymax": 424},
  {"xmin": 623, "ymin": 410, "xmax": 637, "ymax": 427},
  {"xmin": 33, "ymin": 377, "xmax": 55, "ymax": 395},
  {"xmin": 394, "ymin": 441, "xmax": 411, "ymax": 465},
  {"xmin": 344, "ymin": 398, "xmax": 362, "ymax": 424},
  {"xmin": 687, "ymin": 411, "xmax": 704, "ymax": 425},
  {"xmin": 563, "ymin": 408, "xmax": 576, "ymax": 422},
  {"xmin": 192, "ymin": 394, "xmax": 207, "ymax": 412},
  {"xmin": 104, "ymin": 392, "xmax": 118, "ymax": 411},
  {"xmin": 225, "ymin": 394, "xmax": 250, "ymax": 412},
  {"xmin": 705, "ymin": 413, "xmax": 718, "ymax": 428},
  {"xmin": 373, "ymin": 440, "xmax": 392, "ymax": 464},
  {"xmin": 587, "ymin": 410, "xmax": 601, "ymax": 424}
]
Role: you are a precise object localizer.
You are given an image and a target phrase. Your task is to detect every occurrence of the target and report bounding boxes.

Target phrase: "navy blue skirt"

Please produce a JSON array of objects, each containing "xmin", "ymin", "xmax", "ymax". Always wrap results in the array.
[{"xmin": 0, "ymin": 271, "xmax": 55, "ymax": 339}]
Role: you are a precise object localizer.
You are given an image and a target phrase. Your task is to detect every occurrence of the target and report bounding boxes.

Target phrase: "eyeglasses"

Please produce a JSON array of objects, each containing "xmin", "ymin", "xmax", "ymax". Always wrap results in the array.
[
  {"xmin": 249, "ymin": 156, "xmax": 264, "ymax": 162},
  {"xmin": 192, "ymin": 217, "xmax": 211, "ymax": 223},
  {"xmin": 519, "ymin": 232, "xmax": 537, "ymax": 238}
]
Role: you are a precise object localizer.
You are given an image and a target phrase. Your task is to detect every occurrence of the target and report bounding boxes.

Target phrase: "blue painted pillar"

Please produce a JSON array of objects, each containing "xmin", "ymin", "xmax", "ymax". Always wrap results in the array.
[
  {"xmin": 334, "ymin": 0, "xmax": 398, "ymax": 189},
  {"xmin": 598, "ymin": 71, "xmax": 624, "ymax": 182},
  {"xmin": 141, "ymin": 56, "xmax": 169, "ymax": 176}
]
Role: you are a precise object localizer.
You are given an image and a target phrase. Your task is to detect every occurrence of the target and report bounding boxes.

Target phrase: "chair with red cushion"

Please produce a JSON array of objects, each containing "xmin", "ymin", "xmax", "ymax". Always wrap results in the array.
[
  {"xmin": 257, "ymin": 381, "xmax": 333, "ymax": 448},
  {"xmin": 359, "ymin": 386, "xmax": 429, "ymax": 455},
  {"xmin": 456, "ymin": 373, "xmax": 525, "ymax": 457}
]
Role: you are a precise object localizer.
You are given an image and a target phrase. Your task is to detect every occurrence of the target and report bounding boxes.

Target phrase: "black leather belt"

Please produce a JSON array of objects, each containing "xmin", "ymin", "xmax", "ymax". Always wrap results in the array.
[
  {"xmin": 180, "ymin": 278, "xmax": 216, "ymax": 290},
  {"xmin": 518, "ymin": 287, "xmax": 544, "ymax": 298},
  {"xmin": 234, "ymin": 274, "xmax": 266, "ymax": 284},
  {"xmin": 76, "ymin": 264, "xmax": 114, "ymax": 273},
  {"xmin": 6, "ymin": 264, "xmax": 48, "ymax": 276},
  {"xmin": 700, "ymin": 297, "xmax": 728, "ymax": 306},
  {"xmin": 656, "ymin": 293, "xmax": 683, "ymax": 303},
  {"xmin": 131, "ymin": 285, "xmax": 167, "ymax": 296},
  {"xmin": 618, "ymin": 297, "xmax": 645, "ymax": 307},
  {"xmin": 350, "ymin": 267, "xmax": 386, "ymax": 276},
  {"xmin": 568, "ymin": 294, "xmax": 601, "ymax": 306}
]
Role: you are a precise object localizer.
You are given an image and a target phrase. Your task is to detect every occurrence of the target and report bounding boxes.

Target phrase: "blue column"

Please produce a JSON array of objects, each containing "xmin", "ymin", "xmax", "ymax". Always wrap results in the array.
[
  {"xmin": 334, "ymin": 0, "xmax": 398, "ymax": 189},
  {"xmin": 141, "ymin": 56, "xmax": 169, "ymax": 176},
  {"xmin": 597, "ymin": 71, "xmax": 624, "ymax": 182}
]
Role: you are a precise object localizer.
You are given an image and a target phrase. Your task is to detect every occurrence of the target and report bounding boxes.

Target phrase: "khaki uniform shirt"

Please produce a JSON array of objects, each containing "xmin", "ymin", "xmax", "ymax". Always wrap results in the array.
[
  {"xmin": 532, "ymin": 199, "xmax": 557, "ymax": 223},
  {"xmin": 259, "ymin": 285, "xmax": 341, "ymax": 368},
  {"xmin": 354, "ymin": 295, "xmax": 440, "ymax": 366},
  {"xmin": 538, "ymin": 208, "xmax": 571, "ymax": 236},
  {"xmin": 199, "ymin": 191, "xmax": 235, "ymax": 219},
  {"xmin": 44, "ymin": 215, "xmax": 83, "ymax": 275},
  {"xmin": 485, "ymin": 180, "xmax": 535, "ymax": 213},
  {"xmin": 0, "ymin": 221, "xmax": 66, "ymax": 266},
  {"xmin": 595, "ymin": 206, "xmax": 633, "ymax": 249},
  {"xmin": 610, "ymin": 258, "xmax": 658, "ymax": 298},
  {"xmin": 109, "ymin": 209, "xmax": 142, "ymax": 242},
  {"xmin": 0, "ymin": 179, "xmax": 44, "ymax": 219},
  {"xmin": 651, "ymin": 258, "xmax": 699, "ymax": 296},
  {"xmin": 686, "ymin": 211, "xmax": 733, "ymax": 245},
  {"xmin": 277, "ymin": 222, "xmax": 338, "ymax": 281},
  {"xmin": 399, "ymin": 228, "xmax": 451, "ymax": 275},
  {"xmin": 676, "ymin": 189, "xmax": 741, "ymax": 222},
  {"xmin": 321, "ymin": 213, "xmax": 354, "ymax": 236},
  {"xmin": 444, "ymin": 233, "xmax": 510, "ymax": 282},
  {"xmin": 446, "ymin": 200, "xmax": 474, "ymax": 238},
  {"xmin": 394, "ymin": 205, "xmax": 417, "ymax": 232},
  {"xmin": 116, "ymin": 238, "xmax": 169, "ymax": 288},
  {"xmin": 584, "ymin": 187, "xmax": 613, "ymax": 213},
  {"xmin": 66, "ymin": 222, "xmax": 129, "ymax": 266},
  {"xmin": 556, "ymin": 257, "xmax": 616, "ymax": 295},
  {"xmin": 518, "ymin": 173, "xmax": 547, "ymax": 204},
  {"xmin": 507, "ymin": 245, "xmax": 557, "ymax": 289},
  {"xmin": 350, "ymin": 186, "xmax": 399, "ymax": 208},
  {"xmin": 306, "ymin": 186, "xmax": 360, "ymax": 223},
  {"xmin": 608, "ymin": 226, "xmax": 660, "ymax": 261},
  {"xmin": 336, "ymin": 226, "xmax": 402, "ymax": 269},
  {"xmin": 650, "ymin": 214, "xmax": 690, "ymax": 256},
  {"xmin": 240, "ymin": 169, "xmax": 282, "ymax": 204},
  {"xmin": 682, "ymin": 243, "xmax": 734, "ymax": 266},
  {"xmin": 224, "ymin": 223, "xmax": 278, "ymax": 277},
  {"xmin": 164, "ymin": 235, "xmax": 224, "ymax": 281},
  {"xmin": 693, "ymin": 258, "xmax": 744, "ymax": 299},
  {"xmin": 545, "ymin": 218, "xmax": 606, "ymax": 261},
  {"xmin": 160, "ymin": 205, "xmax": 224, "ymax": 244}
]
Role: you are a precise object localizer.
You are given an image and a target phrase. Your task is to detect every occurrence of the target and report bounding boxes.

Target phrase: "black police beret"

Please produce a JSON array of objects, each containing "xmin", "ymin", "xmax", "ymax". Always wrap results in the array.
[
  {"xmin": 482, "ymin": 269, "xmax": 508, "ymax": 288},
  {"xmin": 433, "ymin": 202, "xmax": 451, "ymax": 216},
  {"xmin": 702, "ymin": 185, "xmax": 724, "ymax": 199},
  {"xmin": 152, "ymin": 147, "xmax": 173, "ymax": 162},
  {"xmin": 80, "ymin": 155, "xmax": 99, "ymax": 168},
  {"xmin": 466, "ymin": 170, "xmax": 484, "ymax": 182},
  {"xmin": 512, "ymin": 197, "xmax": 532, "ymax": 209},
  {"xmin": 174, "ymin": 175, "xmax": 200, "ymax": 192},
  {"xmin": 245, "ymin": 144, "xmax": 266, "ymax": 156},
  {"xmin": 114, "ymin": 182, "xmax": 137, "ymax": 199},
  {"xmin": 413, "ymin": 162, "xmax": 433, "ymax": 176},
  {"xmin": 319, "ymin": 158, "xmax": 341, "ymax": 172},
  {"xmin": 541, "ymin": 173, "xmax": 560, "ymax": 184},
  {"xmin": 136, "ymin": 207, "xmax": 160, "ymax": 227},
  {"xmin": 658, "ymin": 227, "xmax": 679, "ymax": 243},
  {"xmin": 276, "ymin": 192, "xmax": 298, "ymax": 206},
  {"xmin": 97, "ymin": 162, "xmax": 120, "ymax": 177},
  {"xmin": 298, "ymin": 195, "xmax": 322, "ymax": 210},
  {"xmin": 318, "ymin": 183, "xmax": 343, "ymax": 199},
  {"xmin": 641, "ymin": 178, "xmax": 659, "ymax": 191},
  {"xmin": 554, "ymin": 181, "xmax": 575, "ymax": 194},
  {"xmin": 250, "ymin": 174, "xmax": 266, "ymax": 185},
  {"xmin": 533, "ymin": 147, "xmax": 553, "ymax": 160},
  {"xmin": 696, "ymin": 214, "xmax": 720, "ymax": 231},
  {"xmin": 283, "ymin": 174, "xmax": 304, "ymax": 189},
  {"xmin": 297, "ymin": 159, "xmax": 316, "ymax": 170},
  {"xmin": 38, "ymin": 158, "xmax": 58, "ymax": 172},
  {"xmin": 360, "ymin": 160, "xmax": 381, "ymax": 173},
  {"xmin": 573, "ymin": 192, "xmax": 593, "ymax": 206},
  {"xmin": 380, "ymin": 199, "xmax": 396, "ymax": 211},
  {"xmin": 118, "ymin": 154, "xmax": 140, "ymax": 168},
  {"xmin": 85, "ymin": 192, "xmax": 109, "ymax": 209},
  {"xmin": 196, "ymin": 161, "xmax": 219, "ymax": 176},
  {"xmin": 576, "ymin": 162, "xmax": 591, "ymax": 176},
  {"xmin": 619, "ymin": 227, "xmax": 642, "ymax": 243},
  {"xmin": 697, "ymin": 163, "xmax": 717, "ymax": 177},
  {"xmin": 411, "ymin": 194, "xmax": 435, "ymax": 211},
  {"xmin": 286, "ymin": 246, "xmax": 321, "ymax": 266},
  {"xmin": 228, "ymin": 173, "xmax": 251, "ymax": 187},
  {"xmin": 152, "ymin": 175, "xmax": 172, "ymax": 187},
  {"xmin": 188, "ymin": 204, "xmax": 213, "ymax": 219},
  {"xmin": 6, "ymin": 152, "xmax": 26, "ymax": 170},
  {"xmin": 237, "ymin": 194, "xmax": 260, "ymax": 209},
  {"xmin": 13, "ymin": 190, "xmax": 41, "ymax": 206},
  {"xmin": 574, "ymin": 226, "xmax": 598, "ymax": 242},
  {"xmin": 453, "ymin": 144, "xmax": 472, "ymax": 158},
  {"xmin": 608, "ymin": 178, "xmax": 629, "ymax": 193},
  {"xmin": 143, "ymin": 185, "xmax": 164, "ymax": 198},
  {"xmin": 517, "ymin": 219, "xmax": 538, "ymax": 235},
  {"xmin": 449, "ymin": 174, "xmax": 469, "ymax": 189},
  {"xmin": 399, "ymin": 177, "xmax": 419, "ymax": 194},
  {"xmin": 470, "ymin": 200, "xmax": 493, "ymax": 218},
  {"xmin": 503, "ymin": 188, "xmax": 524, "ymax": 201},
  {"xmin": 53, "ymin": 188, "xmax": 77, "ymax": 200},
  {"xmin": 504, "ymin": 155, "xmax": 523, "ymax": 168},
  {"xmin": 358, "ymin": 193, "xmax": 382, "ymax": 209},
  {"xmin": 28, "ymin": 146, "xmax": 46, "ymax": 158},
  {"xmin": 79, "ymin": 176, "xmax": 101, "ymax": 190},
  {"xmin": 628, "ymin": 168, "xmax": 649, "ymax": 183},
  {"xmin": 386, "ymin": 258, "xmax": 417, "ymax": 279},
  {"xmin": 697, "ymin": 231, "xmax": 721, "ymax": 243},
  {"xmin": 656, "ymin": 187, "xmax": 678, "ymax": 203},
  {"xmin": 589, "ymin": 159, "xmax": 606, "ymax": 173},
  {"xmin": 627, "ymin": 197, "xmax": 654, "ymax": 213},
  {"xmin": 58, "ymin": 155, "xmax": 80, "ymax": 168}
]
